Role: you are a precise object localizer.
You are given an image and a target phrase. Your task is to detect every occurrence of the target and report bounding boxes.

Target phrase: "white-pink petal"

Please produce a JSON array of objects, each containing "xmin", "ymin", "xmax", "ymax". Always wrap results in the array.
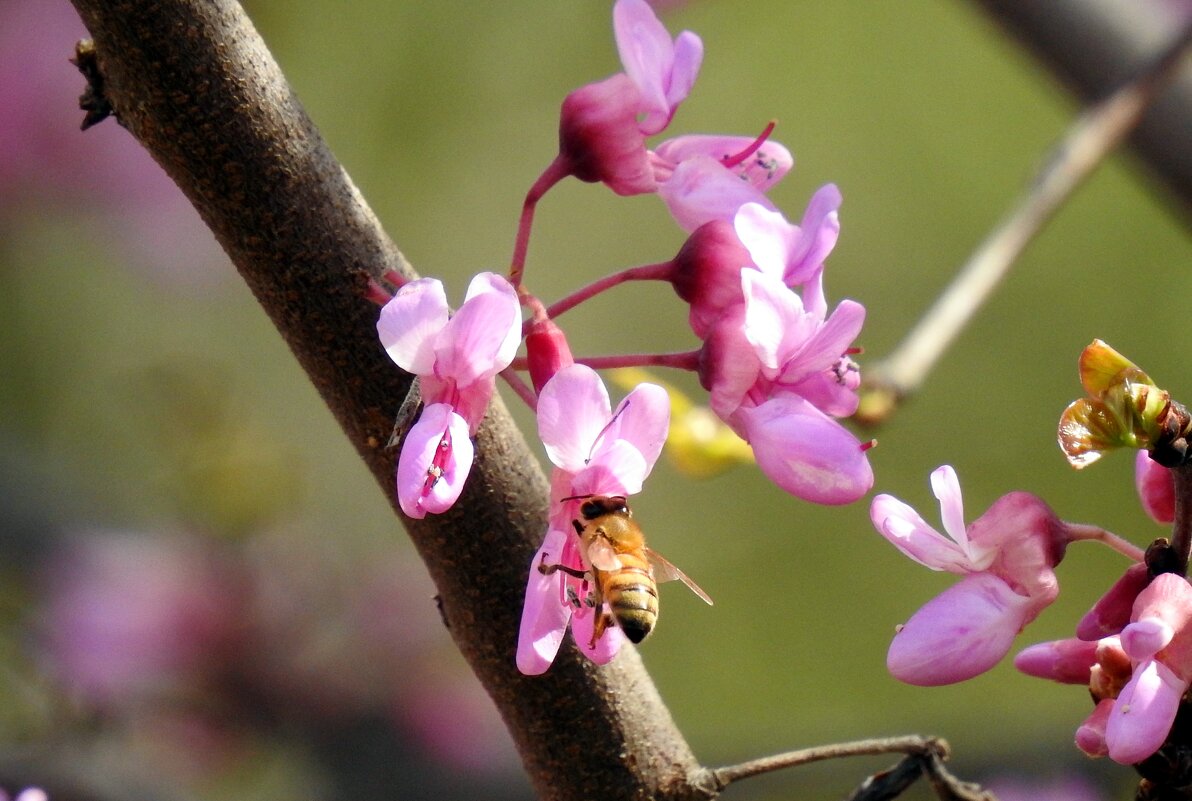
[
  {"xmin": 734, "ymin": 203, "xmax": 793, "ymax": 280},
  {"xmin": 1106, "ymin": 658, "xmax": 1185, "ymax": 764},
  {"xmin": 435, "ymin": 273, "xmax": 521, "ymax": 387},
  {"xmin": 395, "ymin": 404, "xmax": 472, "ymax": 519},
  {"xmin": 569, "ymin": 605, "xmax": 625, "ymax": 664},
  {"xmin": 930, "ymin": 465, "xmax": 969, "ymax": 553},
  {"xmin": 887, "ymin": 572, "xmax": 1034, "ymax": 686},
  {"xmin": 377, "ymin": 277, "xmax": 448, "ymax": 375},
  {"xmin": 605, "ymin": 382, "xmax": 670, "ymax": 477},
  {"xmin": 870, "ymin": 494, "xmax": 972, "ymax": 573},
  {"xmin": 575, "ymin": 439, "xmax": 648, "ymax": 498},
  {"xmin": 515, "ymin": 528, "xmax": 573, "ymax": 676},
  {"xmin": 741, "ymin": 270, "xmax": 815, "ymax": 373},
  {"xmin": 538, "ymin": 365, "xmax": 613, "ymax": 472},
  {"xmin": 659, "ymin": 155, "xmax": 776, "ymax": 232}
]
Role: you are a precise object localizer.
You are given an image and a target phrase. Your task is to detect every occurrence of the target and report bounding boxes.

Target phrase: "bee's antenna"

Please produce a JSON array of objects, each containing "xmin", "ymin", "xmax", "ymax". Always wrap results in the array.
[{"xmin": 585, "ymin": 400, "xmax": 630, "ymax": 465}]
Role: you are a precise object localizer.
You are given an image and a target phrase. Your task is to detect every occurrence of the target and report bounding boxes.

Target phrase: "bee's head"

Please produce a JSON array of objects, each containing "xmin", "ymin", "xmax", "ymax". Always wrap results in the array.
[{"xmin": 575, "ymin": 495, "xmax": 630, "ymax": 520}]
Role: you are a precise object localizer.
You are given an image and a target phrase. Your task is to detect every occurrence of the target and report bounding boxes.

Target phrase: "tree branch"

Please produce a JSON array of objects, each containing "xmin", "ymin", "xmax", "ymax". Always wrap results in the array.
[{"xmin": 65, "ymin": 1, "xmax": 702, "ymax": 798}]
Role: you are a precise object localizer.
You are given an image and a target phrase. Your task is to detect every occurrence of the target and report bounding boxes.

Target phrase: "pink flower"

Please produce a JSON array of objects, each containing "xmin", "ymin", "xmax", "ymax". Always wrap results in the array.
[
  {"xmin": 556, "ymin": 0, "xmax": 701, "ymax": 195},
  {"xmin": 697, "ymin": 270, "xmax": 871, "ymax": 504},
  {"xmin": 733, "ymin": 185, "xmax": 842, "ymax": 288},
  {"xmin": 1136, "ymin": 450, "xmax": 1175, "ymax": 525},
  {"xmin": 656, "ymin": 153, "xmax": 778, "ymax": 232},
  {"xmin": 613, "ymin": 0, "xmax": 703, "ymax": 136},
  {"xmin": 377, "ymin": 272, "xmax": 521, "ymax": 518},
  {"xmin": 871, "ymin": 466, "xmax": 1068, "ymax": 685},
  {"xmin": 1105, "ymin": 572, "xmax": 1192, "ymax": 764},
  {"xmin": 516, "ymin": 365, "xmax": 669, "ymax": 675}
]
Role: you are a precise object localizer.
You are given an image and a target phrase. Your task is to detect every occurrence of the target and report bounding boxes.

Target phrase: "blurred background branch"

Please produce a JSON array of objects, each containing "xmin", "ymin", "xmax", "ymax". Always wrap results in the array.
[{"xmin": 972, "ymin": 0, "xmax": 1192, "ymax": 220}]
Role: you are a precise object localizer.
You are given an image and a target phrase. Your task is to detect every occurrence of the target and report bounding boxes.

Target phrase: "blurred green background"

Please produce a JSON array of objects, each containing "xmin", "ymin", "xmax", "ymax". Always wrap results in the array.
[{"xmin": 1, "ymin": 1, "xmax": 1189, "ymax": 799}]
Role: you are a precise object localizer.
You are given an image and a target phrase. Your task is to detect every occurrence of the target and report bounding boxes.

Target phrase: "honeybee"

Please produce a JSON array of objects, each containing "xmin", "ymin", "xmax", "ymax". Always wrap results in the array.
[{"xmin": 561, "ymin": 494, "xmax": 712, "ymax": 647}]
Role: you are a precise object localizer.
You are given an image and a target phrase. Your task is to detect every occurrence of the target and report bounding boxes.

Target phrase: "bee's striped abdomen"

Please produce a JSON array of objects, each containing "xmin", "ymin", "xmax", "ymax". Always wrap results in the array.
[{"xmin": 601, "ymin": 555, "xmax": 658, "ymax": 644}]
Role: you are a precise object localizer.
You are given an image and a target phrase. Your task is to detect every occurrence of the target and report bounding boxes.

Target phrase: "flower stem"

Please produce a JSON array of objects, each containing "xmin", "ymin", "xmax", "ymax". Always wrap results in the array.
[
  {"xmin": 542, "ymin": 261, "xmax": 674, "ymax": 321},
  {"xmin": 500, "ymin": 367, "xmax": 538, "ymax": 412},
  {"xmin": 707, "ymin": 735, "xmax": 945, "ymax": 789},
  {"xmin": 1065, "ymin": 522, "xmax": 1145, "ymax": 562},
  {"xmin": 1170, "ymin": 462, "xmax": 1192, "ymax": 575},
  {"xmin": 574, "ymin": 350, "xmax": 701, "ymax": 371},
  {"xmin": 510, "ymin": 155, "xmax": 571, "ymax": 291}
]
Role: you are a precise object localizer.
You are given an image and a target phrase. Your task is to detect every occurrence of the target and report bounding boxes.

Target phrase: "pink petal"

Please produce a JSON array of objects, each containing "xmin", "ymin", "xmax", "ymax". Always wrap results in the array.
[
  {"xmin": 377, "ymin": 277, "xmax": 448, "ymax": 375},
  {"xmin": 605, "ymin": 382, "xmax": 670, "ymax": 477},
  {"xmin": 573, "ymin": 439, "xmax": 648, "ymax": 498},
  {"xmin": 887, "ymin": 572, "xmax": 1034, "ymax": 686},
  {"xmin": 1013, "ymin": 638, "xmax": 1099, "ymax": 684},
  {"xmin": 775, "ymin": 299, "xmax": 866, "ymax": 386},
  {"xmin": 435, "ymin": 272, "xmax": 521, "ymax": 387},
  {"xmin": 516, "ymin": 528, "xmax": 573, "ymax": 676},
  {"xmin": 569, "ymin": 605, "xmax": 625, "ymax": 664},
  {"xmin": 659, "ymin": 155, "xmax": 776, "ymax": 232},
  {"xmin": 1106, "ymin": 658, "xmax": 1185, "ymax": 764},
  {"xmin": 870, "ymin": 494, "xmax": 972, "ymax": 572},
  {"xmin": 929, "ymin": 465, "xmax": 968, "ymax": 554},
  {"xmin": 613, "ymin": 0, "xmax": 675, "ymax": 130},
  {"xmin": 395, "ymin": 404, "xmax": 473, "ymax": 519},
  {"xmin": 1136, "ymin": 450, "xmax": 1175, "ymax": 525},
  {"xmin": 1121, "ymin": 618, "xmax": 1175, "ymax": 661},
  {"xmin": 655, "ymin": 136, "xmax": 791, "ymax": 190},
  {"xmin": 538, "ymin": 365, "xmax": 613, "ymax": 472},
  {"xmin": 733, "ymin": 202, "xmax": 794, "ymax": 280},
  {"xmin": 738, "ymin": 396, "xmax": 873, "ymax": 505},
  {"xmin": 741, "ymin": 270, "xmax": 815, "ymax": 372},
  {"xmin": 700, "ymin": 306, "xmax": 762, "ymax": 422},
  {"xmin": 664, "ymin": 31, "xmax": 703, "ymax": 114},
  {"xmin": 783, "ymin": 183, "xmax": 842, "ymax": 286}
]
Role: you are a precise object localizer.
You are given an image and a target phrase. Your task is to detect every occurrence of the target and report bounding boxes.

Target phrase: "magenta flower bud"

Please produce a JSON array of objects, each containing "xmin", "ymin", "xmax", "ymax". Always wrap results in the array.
[
  {"xmin": 1014, "ymin": 638, "xmax": 1100, "ymax": 684},
  {"xmin": 1076, "ymin": 700, "xmax": 1114, "ymax": 758},
  {"xmin": 525, "ymin": 317, "xmax": 575, "ymax": 395},
  {"xmin": 1076, "ymin": 563, "xmax": 1150, "ymax": 641},
  {"xmin": 559, "ymin": 73, "xmax": 657, "ymax": 196},
  {"xmin": 1135, "ymin": 450, "xmax": 1175, "ymax": 524},
  {"xmin": 669, "ymin": 220, "xmax": 755, "ymax": 337}
]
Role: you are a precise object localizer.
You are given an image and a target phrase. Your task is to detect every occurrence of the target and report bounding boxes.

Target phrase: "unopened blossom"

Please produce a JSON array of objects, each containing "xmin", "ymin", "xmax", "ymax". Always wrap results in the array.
[
  {"xmin": 698, "ymin": 270, "xmax": 871, "ymax": 504},
  {"xmin": 377, "ymin": 272, "xmax": 521, "ymax": 518},
  {"xmin": 516, "ymin": 365, "xmax": 670, "ymax": 674},
  {"xmin": 555, "ymin": 0, "xmax": 701, "ymax": 195},
  {"xmin": 871, "ymin": 466, "xmax": 1068, "ymax": 685},
  {"xmin": 1136, "ymin": 450, "xmax": 1175, "ymax": 525},
  {"xmin": 1076, "ymin": 562, "xmax": 1150, "ymax": 641},
  {"xmin": 1105, "ymin": 572, "xmax": 1192, "ymax": 764}
]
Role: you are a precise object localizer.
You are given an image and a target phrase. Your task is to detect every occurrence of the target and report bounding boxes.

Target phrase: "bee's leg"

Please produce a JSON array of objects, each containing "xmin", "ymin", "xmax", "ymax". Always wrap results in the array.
[
  {"xmin": 589, "ymin": 610, "xmax": 613, "ymax": 649},
  {"xmin": 536, "ymin": 553, "xmax": 587, "ymax": 580},
  {"xmin": 572, "ymin": 520, "xmax": 584, "ymax": 536}
]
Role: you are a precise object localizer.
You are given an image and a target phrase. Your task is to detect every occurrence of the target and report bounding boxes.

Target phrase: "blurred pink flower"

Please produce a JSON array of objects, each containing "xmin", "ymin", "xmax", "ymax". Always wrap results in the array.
[
  {"xmin": 516, "ymin": 365, "xmax": 669, "ymax": 674},
  {"xmin": 0, "ymin": 0, "xmax": 224, "ymax": 284},
  {"xmin": 871, "ymin": 466, "xmax": 1067, "ymax": 685},
  {"xmin": 377, "ymin": 272, "xmax": 521, "ymax": 518},
  {"xmin": 38, "ymin": 531, "xmax": 240, "ymax": 709},
  {"xmin": 1136, "ymin": 450, "xmax": 1175, "ymax": 525}
]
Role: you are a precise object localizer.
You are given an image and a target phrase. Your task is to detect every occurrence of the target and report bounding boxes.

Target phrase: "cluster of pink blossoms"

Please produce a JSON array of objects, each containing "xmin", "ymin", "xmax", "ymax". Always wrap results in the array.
[
  {"xmin": 371, "ymin": 0, "xmax": 874, "ymax": 671},
  {"xmin": 870, "ymin": 340, "xmax": 1192, "ymax": 773}
]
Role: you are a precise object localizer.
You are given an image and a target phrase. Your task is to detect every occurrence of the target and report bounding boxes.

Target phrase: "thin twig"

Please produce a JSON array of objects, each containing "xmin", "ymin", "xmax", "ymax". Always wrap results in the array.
[
  {"xmin": 858, "ymin": 23, "xmax": 1192, "ymax": 425},
  {"xmin": 706, "ymin": 735, "xmax": 948, "ymax": 790}
]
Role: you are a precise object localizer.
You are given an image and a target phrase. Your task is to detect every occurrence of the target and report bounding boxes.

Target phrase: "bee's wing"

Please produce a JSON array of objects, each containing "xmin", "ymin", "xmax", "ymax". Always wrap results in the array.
[
  {"xmin": 586, "ymin": 536, "xmax": 623, "ymax": 572},
  {"xmin": 644, "ymin": 547, "xmax": 713, "ymax": 605},
  {"xmin": 386, "ymin": 377, "xmax": 423, "ymax": 450}
]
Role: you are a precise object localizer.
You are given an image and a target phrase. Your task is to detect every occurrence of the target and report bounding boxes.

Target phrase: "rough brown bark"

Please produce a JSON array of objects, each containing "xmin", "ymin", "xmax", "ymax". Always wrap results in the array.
[{"xmin": 64, "ymin": 1, "xmax": 708, "ymax": 799}]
